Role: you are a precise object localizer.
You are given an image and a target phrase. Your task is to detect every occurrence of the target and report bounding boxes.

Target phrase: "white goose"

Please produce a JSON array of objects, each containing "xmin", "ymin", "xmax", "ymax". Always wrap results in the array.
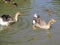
[
  {"xmin": 32, "ymin": 14, "xmax": 56, "ymax": 30},
  {"xmin": 0, "ymin": 12, "xmax": 22, "ymax": 26}
]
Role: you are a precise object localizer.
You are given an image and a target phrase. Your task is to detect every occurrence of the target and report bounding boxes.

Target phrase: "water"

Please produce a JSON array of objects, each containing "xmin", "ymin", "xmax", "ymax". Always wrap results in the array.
[{"xmin": 0, "ymin": 0, "xmax": 60, "ymax": 45}]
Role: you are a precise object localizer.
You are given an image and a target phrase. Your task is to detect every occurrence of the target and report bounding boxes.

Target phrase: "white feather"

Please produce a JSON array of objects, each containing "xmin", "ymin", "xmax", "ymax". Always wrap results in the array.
[
  {"xmin": 0, "ymin": 18, "xmax": 9, "ymax": 26},
  {"xmin": 34, "ymin": 13, "xmax": 37, "ymax": 18}
]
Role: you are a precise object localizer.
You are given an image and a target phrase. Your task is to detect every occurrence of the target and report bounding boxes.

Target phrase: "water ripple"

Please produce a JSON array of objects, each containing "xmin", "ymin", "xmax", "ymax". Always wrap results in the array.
[{"xmin": 8, "ymin": 17, "xmax": 30, "ymax": 35}]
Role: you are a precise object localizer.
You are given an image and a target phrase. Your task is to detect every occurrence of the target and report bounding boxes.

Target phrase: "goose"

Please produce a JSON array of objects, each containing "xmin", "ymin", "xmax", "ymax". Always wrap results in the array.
[
  {"xmin": 0, "ymin": 12, "xmax": 22, "ymax": 26},
  {"xmin": 32, "ymin": 14, "xmax": 56, "ymax": 30},
  {"xmin": 12, "ymin": 2, "xmax": 18, "ymax": 7},
  {"xmin": 3, "ymin": 0, "xmax": 11, "ymax": 3}
]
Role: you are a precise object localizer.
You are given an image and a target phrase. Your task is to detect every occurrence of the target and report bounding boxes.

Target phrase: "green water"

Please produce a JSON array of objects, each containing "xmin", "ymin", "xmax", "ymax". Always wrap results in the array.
[{"xmin": 0, "ymin": 0, "xmax": 60, "ymax": 45}]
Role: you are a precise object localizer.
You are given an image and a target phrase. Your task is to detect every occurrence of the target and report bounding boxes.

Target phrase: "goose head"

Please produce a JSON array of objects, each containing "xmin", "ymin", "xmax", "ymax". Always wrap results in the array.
[
  {"xmin": 13, "ymin": 12, "xmax": 22, "ymax": 22},
  {"xmin": 16, "ymin": 12, "xmax": 22, "ymax": 17},
  {"xmin": 48, "ymin": 19, "xmax": 56, "ymax": 27},
  {"xmin": 49, "ymin": 19, "xmax": 56, "ymax": 24}
]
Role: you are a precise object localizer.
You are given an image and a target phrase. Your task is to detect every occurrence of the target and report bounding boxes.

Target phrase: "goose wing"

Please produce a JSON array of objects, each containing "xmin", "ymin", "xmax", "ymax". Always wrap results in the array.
[
  {"xmin": 1, "ymin": 14, "xmax": 13, "ymax": 21},
  {"xmin": 37, "ymin": 18, "xmax": 46, "ymax": 26}
]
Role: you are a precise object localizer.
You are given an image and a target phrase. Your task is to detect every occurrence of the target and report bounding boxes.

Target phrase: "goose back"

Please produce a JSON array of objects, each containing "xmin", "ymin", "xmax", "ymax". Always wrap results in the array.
[{"xmin": 1, "ymin": 14, "xmax": 13, "ymax": 21}]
